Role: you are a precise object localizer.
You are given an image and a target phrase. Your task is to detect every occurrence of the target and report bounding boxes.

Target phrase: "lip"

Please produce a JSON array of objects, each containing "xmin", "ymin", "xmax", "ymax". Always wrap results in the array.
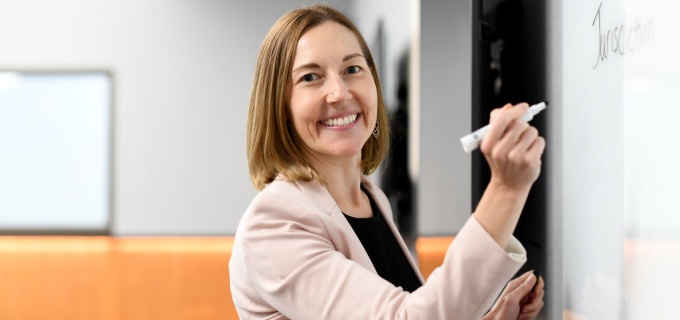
[{"xmin": 319, "ymin": 112, "xmax": 361, "ymax": 128}]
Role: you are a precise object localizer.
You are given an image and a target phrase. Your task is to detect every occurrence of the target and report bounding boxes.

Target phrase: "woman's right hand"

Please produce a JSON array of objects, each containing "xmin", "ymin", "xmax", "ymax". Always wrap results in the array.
[
  {"xmin": 472, "ymin": 102, "xmax": 546, "ymax": 248},
  {"xmin": 480, "ymin": 103, "xmax": 545, "ymax": 193}
]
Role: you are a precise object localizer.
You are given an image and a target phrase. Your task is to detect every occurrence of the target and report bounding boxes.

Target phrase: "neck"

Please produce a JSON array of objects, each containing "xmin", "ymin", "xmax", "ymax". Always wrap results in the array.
[{"xmin": 305, "ymin": 153, "xmax": 370, "ymax": 217}]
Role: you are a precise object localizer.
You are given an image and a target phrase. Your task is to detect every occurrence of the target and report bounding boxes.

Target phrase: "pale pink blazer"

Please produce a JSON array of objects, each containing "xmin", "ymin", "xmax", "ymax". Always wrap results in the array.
[{"xmin": 229, "ymin": 176, "xmax": 527, "ymax": 319}]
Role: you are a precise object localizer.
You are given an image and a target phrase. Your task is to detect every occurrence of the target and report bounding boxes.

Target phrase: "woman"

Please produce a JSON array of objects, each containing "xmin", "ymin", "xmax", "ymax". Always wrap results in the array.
[{"xmin": 230, "ymin": 4, "xmax": 545, "ymax": 319}]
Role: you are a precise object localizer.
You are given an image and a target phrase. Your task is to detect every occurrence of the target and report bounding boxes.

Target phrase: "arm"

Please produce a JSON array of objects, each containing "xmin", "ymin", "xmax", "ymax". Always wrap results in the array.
[{"xmin": 240, "ymin": 193, "xmax": 525, "ymax": 320}]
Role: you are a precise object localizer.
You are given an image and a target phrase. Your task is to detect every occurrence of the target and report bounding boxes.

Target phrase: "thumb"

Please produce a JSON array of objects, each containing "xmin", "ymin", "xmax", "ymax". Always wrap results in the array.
[
  {"xmin": 506, "ymin": 271, "xmax": 536, "ymax": 298},
  {"xmin": 513, "ymin": 272, "xmax": 537, "ymax": 297}
]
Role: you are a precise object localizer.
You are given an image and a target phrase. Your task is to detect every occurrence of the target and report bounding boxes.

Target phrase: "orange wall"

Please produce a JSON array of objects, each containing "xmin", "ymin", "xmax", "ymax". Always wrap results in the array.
[
  {"xmin": 0, "ymin": 235, "xmax": 458, "ymax": 320},
  {"xmin": 0, "ymin": 237, "xmax": 237, "ymax": 320}
]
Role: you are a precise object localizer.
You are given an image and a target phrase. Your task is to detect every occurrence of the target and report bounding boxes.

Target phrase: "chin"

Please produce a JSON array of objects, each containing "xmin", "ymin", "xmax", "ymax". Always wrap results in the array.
[{"xmin": 329, "ymin": 145, "xmax": 364, "ymax": 158}]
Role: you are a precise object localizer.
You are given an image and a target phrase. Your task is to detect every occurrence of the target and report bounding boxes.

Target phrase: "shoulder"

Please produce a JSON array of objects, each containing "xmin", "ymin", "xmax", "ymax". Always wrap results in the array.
[
  {"xmin": 251, "ymin": 177, "xmax": 331, "ymax": 213},
  {"xmin": 252, "ymin": 178, "xmax": 303, "ymax": 204},
  {"xmin": 238, "ymin": 178, "xmax": 335, "ymax": 234}
]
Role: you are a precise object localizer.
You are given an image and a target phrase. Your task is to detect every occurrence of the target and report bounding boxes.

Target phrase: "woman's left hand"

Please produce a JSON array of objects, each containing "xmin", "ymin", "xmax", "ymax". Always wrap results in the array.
[{"xmin": 483, "ymin": 270, "xmax": 545, "ymax": 320}]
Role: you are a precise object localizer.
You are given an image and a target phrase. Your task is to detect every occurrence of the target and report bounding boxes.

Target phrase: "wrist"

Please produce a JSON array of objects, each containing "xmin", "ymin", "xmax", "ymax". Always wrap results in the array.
[
  {"xmin": 473, "ymin": 179, "xmax": 532, "ymax": 248},
  {"xmin": 487, "ymin": 178, "xmax": 532, "ymax": 200}
]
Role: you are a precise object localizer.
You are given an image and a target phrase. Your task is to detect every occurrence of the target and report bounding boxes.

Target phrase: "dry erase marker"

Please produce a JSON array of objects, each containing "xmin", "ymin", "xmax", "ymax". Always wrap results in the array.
[{"xmin": 460, "ymin": 102, "xmax": 547, "ymax": 153}]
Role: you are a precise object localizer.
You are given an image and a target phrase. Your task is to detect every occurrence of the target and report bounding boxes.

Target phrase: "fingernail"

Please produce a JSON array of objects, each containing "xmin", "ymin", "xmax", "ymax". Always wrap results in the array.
[{"xmin": 525, "ymin": 273, "xmax": 536, "ymax": 284}]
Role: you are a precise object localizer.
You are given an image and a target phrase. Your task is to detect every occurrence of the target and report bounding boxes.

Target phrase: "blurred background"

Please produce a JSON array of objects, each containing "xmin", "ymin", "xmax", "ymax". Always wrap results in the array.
[{"xmin": 1, "ymin": 0, "xmax": 679, "ymax": 319}]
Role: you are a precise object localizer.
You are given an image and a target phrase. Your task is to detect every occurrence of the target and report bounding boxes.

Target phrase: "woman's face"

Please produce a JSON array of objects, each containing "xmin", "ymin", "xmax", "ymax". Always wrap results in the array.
[{"xmin": 287, "ymin": 21, "xmax": 377, "ymax": 166}]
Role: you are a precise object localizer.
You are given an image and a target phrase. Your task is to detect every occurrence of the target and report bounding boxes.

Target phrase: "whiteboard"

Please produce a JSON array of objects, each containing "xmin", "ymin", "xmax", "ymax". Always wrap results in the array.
[
  {"xmin": 0, "ymin": 72, "xmax": 112, "ymax": 232},
  {"xmin": 561, "ymin": 0, "xmax": 680, "ymax": 318},
  {"xmin": 562, "ymin": 0, "xmax": 625, "ymax": 316},
  {"xmin": 623, "ymin": 0, "xmax": 680, "ymax": 237}
]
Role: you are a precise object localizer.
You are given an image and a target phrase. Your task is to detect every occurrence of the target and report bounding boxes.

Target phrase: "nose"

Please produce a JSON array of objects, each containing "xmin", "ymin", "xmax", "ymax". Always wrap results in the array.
[{"xmin": 325, "ymin": 74, "xmax": 352, "ymax": 104}]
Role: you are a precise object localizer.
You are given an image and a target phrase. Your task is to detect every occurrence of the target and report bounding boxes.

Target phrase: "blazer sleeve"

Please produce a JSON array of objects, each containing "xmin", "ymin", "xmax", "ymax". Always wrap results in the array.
[{"xmin": 238, "ymin": 192, "xmax": 526, "ymax": 320}]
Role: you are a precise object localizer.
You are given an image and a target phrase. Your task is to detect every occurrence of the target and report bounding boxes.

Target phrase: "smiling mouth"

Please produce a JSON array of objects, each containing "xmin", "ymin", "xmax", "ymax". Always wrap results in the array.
[{"xmin": 321, "ymin": 113, "xmax": 358, "ymax": 127}]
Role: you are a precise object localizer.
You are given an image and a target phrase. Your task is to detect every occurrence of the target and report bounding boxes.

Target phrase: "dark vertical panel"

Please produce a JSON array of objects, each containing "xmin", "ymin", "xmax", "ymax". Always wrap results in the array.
[{"xmin": 472, "ymin": 0, "xmax": 548, "ymax": 314}]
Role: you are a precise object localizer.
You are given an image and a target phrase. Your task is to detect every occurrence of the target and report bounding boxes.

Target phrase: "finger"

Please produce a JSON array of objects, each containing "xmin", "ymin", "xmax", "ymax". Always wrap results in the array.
[
  {"xmin": 514, "ymin": 126, "xmax": 539, "ymax": 154},
  {"xmin": 510, "ymin": 102, "xmax": 530, "ymax": 114},
  {"xmin": 505, "ymin": 270, "xmax": 534, "ymax": 291},
  {"xmin": 526, "ymin": 277, "xmax": 545, "ymax": 306},
  {"xmin": 519, "ymin": 311, "xmax": 540, "ymax": 320},
  {"xmin": 525, "ymin": 136, "xmax": 546, "ymax": 164},
  {"xmin": 522, "ymin": 294, "xmax": 544, "ymax": 313},
  {"xmin": 482, "ymin": 103, "xmax": 527, "ymax": 151},
  {"xmin": 511, "ymin": 272, "xmax": 537, "ymax": 298},
  {"xmin": 511, "ymin": 102, "xmax": 530, "ymax": 118},
  {"xmin": 482, "ymin": 104, "xmax": 514, "ymax": 153},
  {"xmin": 507, "ymin": 126, "xmax": 539, "ymax": 162},
  {"xmin": 520, "ymin": 304, "xmax": 544, "ymax": 320},
  {"xmin": 500, "ymin": 119, "xmax": 530, "ymax": 148},
  {"xmin": 494, "ymin": 103, "xmax": 514, "ymax": 113},
  {"xmin": 520, "ymin": 302, "xmax": 544, "ymax": 319},
  {"xmin": 521, "ymin": 288, "xmax": 545, "ymax": 313},
  {"xmin": 504, "ymin": 271, "xmax": 536, "ymax": 304},
  {"xmin": 532, "ymin": 276, "xmax": 545, "ymax": 294},
  {"xmin": 487, "ymin": 122, "xmax": 529, "ymax": 162},
  {"xmin": 518, "ymin": 313, "xmax": 536, "ymax": 320}
]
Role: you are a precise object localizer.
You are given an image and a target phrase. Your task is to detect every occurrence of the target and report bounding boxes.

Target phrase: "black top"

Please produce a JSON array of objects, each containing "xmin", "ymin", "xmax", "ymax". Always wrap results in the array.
[{"xmin": 343, "ymin": 186, "xmax": 422, "ymax": 293}]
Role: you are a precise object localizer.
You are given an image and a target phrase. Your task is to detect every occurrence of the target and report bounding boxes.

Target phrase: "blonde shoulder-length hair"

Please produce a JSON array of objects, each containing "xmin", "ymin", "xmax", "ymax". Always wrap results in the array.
[{"xmin": 247, "ymin": 4, "xmax": 390, "ymax": 190}]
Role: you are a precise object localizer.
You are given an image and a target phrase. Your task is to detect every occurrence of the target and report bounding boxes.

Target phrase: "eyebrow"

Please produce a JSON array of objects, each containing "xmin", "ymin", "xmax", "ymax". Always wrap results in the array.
[
  {"xmin": 292, "ymin": 53, "xmax": 365, "ymax": 73},
  {"xmin": 342, "ymin": 53, "xmax": 364, "ymax": 62}
]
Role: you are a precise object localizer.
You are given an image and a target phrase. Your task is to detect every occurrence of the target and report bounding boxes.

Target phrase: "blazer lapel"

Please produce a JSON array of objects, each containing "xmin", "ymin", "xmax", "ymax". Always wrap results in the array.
[{"xmin": 294, "ymin": 178, "xmax": 377, "ymax": 274}]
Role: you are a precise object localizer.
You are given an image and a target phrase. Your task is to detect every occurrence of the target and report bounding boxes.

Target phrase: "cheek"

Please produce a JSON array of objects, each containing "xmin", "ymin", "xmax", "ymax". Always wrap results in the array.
[
  {"xmin": 367, "ymin": 86, "xmax": 379, "ymax": 120},
  {"xmin": 288, "ymin": 96, "xmax": 318, "ymax": 134}
]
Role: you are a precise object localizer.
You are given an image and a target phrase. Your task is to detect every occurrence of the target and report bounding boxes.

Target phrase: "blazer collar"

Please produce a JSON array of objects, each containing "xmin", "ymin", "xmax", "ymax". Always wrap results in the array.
[
  {"xmin": 287, "ymin": 176, "xmax": 377, "ymax": 273},
  {"xmin": 290, "ymin": 176, "xmax": 378, "ymax": 216},
  {"xmin": 283, "ymin": 175, "xmax": 425, "ymax": 283}
]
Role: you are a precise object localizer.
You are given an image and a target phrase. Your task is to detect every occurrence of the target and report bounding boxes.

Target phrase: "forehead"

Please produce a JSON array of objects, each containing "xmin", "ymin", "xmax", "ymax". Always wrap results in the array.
[{"xmin": 294, "ymin": 21, "xmax": 363, "ymax": 62}]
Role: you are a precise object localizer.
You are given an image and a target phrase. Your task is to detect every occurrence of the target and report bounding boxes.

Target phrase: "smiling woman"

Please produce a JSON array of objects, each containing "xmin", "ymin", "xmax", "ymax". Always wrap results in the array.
[
  {"xmin": 245, "ymin": 6, "xmax": 390, "ymax": 191},
  {"xmin": 230, "ymin": 4, "xmax": 545, "ymax": 320},
  {"xmin": 288, "ymin": 21, "xmax": 378, "ymax": 175}
]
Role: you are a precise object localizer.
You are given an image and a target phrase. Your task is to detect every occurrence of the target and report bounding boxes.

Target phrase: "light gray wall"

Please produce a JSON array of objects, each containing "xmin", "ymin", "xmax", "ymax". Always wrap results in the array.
[
  {"xmin": 350, "ymin": 0, "xmax": 474, "ymax": 239},
  {"xmin": 0, "ymin": 0, "xmax": 350, "ymax": 235},
  {"xmin": 1, "ymin": 0, "xmax": 474, "ymax": 237},
  {"xmin": 417, "ymin": 0, "xmax": 471, "ymax": 235},
  {"xmin": 348, "ymin": 0, "xmax": 411, "ymax": 111},
  {"xmin": 545, "ymin": 1, "xmax": 563, "ymax": 318}
]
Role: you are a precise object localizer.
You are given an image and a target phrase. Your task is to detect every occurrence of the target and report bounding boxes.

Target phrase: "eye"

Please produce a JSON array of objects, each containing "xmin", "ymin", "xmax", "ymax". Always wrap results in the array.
[
  {"xmin": 346, "ymin": 65, "xmax": 362, "ymax": 74},
  {"xmin": 300, "ymin": 73, "xmax": 319, "ymax": 83}
]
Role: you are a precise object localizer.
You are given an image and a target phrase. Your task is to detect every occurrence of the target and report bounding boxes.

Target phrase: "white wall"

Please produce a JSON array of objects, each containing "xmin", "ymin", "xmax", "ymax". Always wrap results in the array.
[{"xmin": 0, "ymin": 0, "xmax": 349, "ymax": 235}]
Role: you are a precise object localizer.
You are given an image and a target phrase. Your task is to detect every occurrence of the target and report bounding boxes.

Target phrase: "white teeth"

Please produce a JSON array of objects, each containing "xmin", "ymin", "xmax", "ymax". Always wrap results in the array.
[{"xmin": 323, "ymin": 114, "xmax": 357, "ymax": 127}]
